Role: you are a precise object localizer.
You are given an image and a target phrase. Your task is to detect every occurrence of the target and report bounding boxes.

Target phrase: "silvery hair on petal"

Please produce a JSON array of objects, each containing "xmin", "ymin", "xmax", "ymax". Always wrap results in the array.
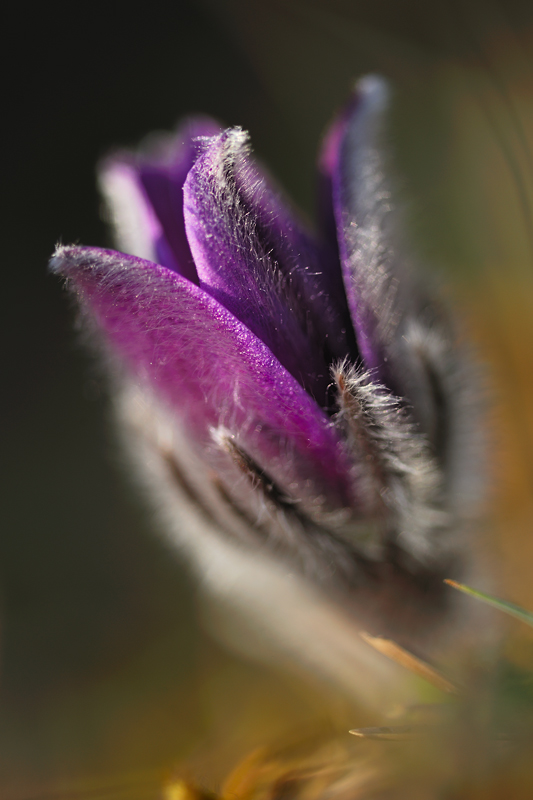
[{"xmin": 50, "ymin": 76, "xmax": 488, "ymax": 708}]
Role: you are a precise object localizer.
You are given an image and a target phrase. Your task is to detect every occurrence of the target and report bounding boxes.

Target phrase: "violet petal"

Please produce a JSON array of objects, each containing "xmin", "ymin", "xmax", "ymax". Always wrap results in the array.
[
  {"xmin": 183, "ymin": 129, "xmax": 351, "ymax": 405},
  {"xmin": 50, "ymin": 245, "xmax": 357, "ymax": 514},
  {"xmin": 323, "ymin": 76, "xmax": 400, "ymax": 376},
  {"xmin": 323, "ymin": 76, "xmax": 445, "ymax": 435},
  {"xmin": 100, "ymin": 117, "xmax": 221, "ymax": 284},
  {"xmin": 231, "ymin": 137, "xmax": 357, "ymax": 367}
]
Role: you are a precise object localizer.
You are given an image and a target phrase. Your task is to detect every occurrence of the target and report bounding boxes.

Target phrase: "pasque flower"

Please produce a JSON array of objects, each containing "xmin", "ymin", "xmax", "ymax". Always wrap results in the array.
[{"xmin": 51, "ymin": 76, "xmax": 482, "ymax": 653}]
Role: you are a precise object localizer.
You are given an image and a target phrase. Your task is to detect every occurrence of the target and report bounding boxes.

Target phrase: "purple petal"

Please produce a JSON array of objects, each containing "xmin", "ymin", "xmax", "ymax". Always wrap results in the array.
[
  {"xmin": 231, "ymin": 137, "xmax": 357, "ymax": 366},
  {"xmin": 321, "ymin": 77, "xmax": 398, "ymax": 376},
  {"xmin": 183, "ymin": 129, "xmax": 353, "ymax": 405},
  {"xmin": 321, "ymin": 77, "xmax": 444, "ymax": 432},
  {"xmin": 50, "ymin": 245, "xmax": 358, "ymax": 514},
  {"xmin": 100, "ymin": 117, "xmax": 221, "ymax": 283}
]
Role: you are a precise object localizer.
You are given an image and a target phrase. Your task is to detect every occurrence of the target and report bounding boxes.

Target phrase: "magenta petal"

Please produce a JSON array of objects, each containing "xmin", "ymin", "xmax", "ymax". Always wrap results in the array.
[
  {"xmin": 50, "ymin": 245, "xmax": 356, "ymax": 513},
  {"xmin": 183, "ymin": 129, "xmax": 351, "ymax": 404},
  {"xmin": 100, "ymin": 117, "xmax": 221, "ymax": 283}
]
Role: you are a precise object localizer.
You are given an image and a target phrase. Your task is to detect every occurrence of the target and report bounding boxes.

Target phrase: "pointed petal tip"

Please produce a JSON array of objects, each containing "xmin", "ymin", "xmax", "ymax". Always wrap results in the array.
[
  {"xmin": 49, "ymin": 243, "xmax": 82, "ymax": 275},
  {"xmin": 353, "ymin": 73, "xmax": 389, "ymax": 102},
  {"xmin": 184, "ymin": 126, "xmax": 250, "ymax": 186},
  {"xmin": 221, "ymin": 125, "xmax": 249, "ymax": 149},
  {"xmin": 322, "ymin": 74, "xmax": 389, "ymax": 155},
  {"xmin": 49, "ymin": 244, "xmax": 145, "ymax": 284},
  {"xmin": 50, "ymin": 243, "xmax": 97, "ymax": 268}
]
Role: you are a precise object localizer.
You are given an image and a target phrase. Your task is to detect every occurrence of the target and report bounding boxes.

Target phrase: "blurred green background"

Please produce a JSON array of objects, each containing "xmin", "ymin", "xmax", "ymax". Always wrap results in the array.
[{"xmin": 4, "ymin": 1, "xmax": 533, "ymax": 796}]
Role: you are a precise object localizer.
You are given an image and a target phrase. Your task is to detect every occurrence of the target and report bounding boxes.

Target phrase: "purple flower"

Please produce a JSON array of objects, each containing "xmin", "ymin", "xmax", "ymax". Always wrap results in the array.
[{"xmin": 51, "ymin": 77, "xmax": 482, "ymax": 649}]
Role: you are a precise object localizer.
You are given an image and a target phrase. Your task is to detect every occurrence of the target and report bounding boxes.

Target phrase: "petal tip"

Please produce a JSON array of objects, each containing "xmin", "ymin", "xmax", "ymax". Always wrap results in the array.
[
  {"xmin": 354, "ymin": 73, "xmax": 389, "ymax": 101},
  {"xmin": 49, "ymin": 245, "xmax": 121, "ymax": 282},
  {"xmin": 49, "ymin": 243, "xmax": 79, "ymax": 275}
]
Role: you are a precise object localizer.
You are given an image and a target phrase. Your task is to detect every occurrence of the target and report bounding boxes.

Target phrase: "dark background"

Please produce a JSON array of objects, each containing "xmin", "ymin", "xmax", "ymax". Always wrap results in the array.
[{"xmin": 3, "ymin": 1, "xmax": 533, "ymax": 796}]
